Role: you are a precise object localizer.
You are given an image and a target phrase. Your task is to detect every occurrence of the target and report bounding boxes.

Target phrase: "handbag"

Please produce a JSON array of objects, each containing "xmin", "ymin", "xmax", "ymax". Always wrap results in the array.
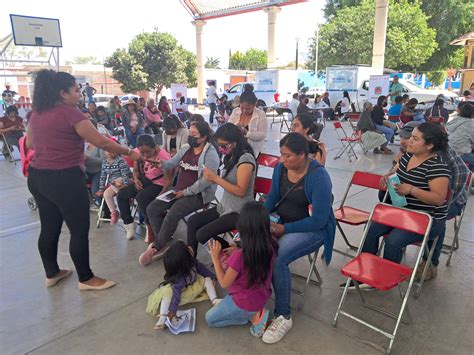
[
  {"xmin": 271, "ymin": 165, "xmax": 320, "ymax": 213},
  {"xmin": 138, "ymin": 160, "xmax": 164, "ymax": 188}
]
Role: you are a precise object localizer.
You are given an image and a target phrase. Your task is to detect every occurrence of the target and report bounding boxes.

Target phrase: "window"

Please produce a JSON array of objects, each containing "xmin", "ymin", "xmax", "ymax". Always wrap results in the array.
[
  {"xmin": 362, "ymin": 81, "xmax": 369, "ymax": 91},
  {"xmin": 228, "ymin": 85, "xmax": 240, "ymax": 94}
]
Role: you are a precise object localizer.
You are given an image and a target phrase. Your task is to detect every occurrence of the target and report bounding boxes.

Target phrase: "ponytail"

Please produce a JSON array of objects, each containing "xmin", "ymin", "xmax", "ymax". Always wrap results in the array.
[{"xmin": 32, "ymin": 69, "xmax": 77, "ymax": 113}]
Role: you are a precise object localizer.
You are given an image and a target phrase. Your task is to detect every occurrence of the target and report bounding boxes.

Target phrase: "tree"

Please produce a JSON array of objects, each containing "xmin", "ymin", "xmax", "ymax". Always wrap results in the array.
[
  {"xmin": 426, "ymin": 71, "xmax": 447, "ymax": 87},
  {"xmin": 229, "ymin": 48, "xmax": 267, "ymax": 70},
  {"xmin": 105, "ymin": 31, "xmax": 197, "ymax": 98},
  {"xmin": 205, "ymin": 57, "xmax": 220, "ymax": 69},
  {"xmin": 65, "ymin": 56, "xmax": 102, "ymax": 65},
  {"xmin": 419, "ymin": 0, "xmax": 474, "ymax": 71},
  {"xmin": 307, "ymin": 0, "xmax": 437, "ymax": 71},
  {"xmin": 321, "ymin": 0, "xmax": 473, "ymax": 71},
  {"xmin": 3, "ymin": 45, "xmax": 47, "ymax": 67}
]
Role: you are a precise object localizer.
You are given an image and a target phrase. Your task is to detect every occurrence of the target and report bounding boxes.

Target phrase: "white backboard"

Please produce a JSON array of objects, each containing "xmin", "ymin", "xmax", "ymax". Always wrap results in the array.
[{"xmin": 10, "ymin": 14, "xmax": 62, "ymax": 47}]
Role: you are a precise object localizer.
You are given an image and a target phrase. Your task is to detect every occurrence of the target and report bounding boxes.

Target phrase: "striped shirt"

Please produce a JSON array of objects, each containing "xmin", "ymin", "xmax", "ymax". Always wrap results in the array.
[{"xmin": 397, "ymin": 153, "xmax": 450, "ymax": 220}]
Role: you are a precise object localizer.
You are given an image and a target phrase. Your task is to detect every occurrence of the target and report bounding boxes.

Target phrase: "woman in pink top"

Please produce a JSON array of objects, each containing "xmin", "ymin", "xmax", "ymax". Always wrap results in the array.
[
  {"xmin": 206, "ymin": 201, "xmax": 277, "ymax": 338},
  {"xmin": 143, "ymin": 98, "xmax": 162, "ymax": 134},
  {"xmin": 116, "ymin": 134, "xmax": 173, "ymax": 241},
  {"xmin": 26, "ymin": 70, "xmax": 140, "ymax": 291}
]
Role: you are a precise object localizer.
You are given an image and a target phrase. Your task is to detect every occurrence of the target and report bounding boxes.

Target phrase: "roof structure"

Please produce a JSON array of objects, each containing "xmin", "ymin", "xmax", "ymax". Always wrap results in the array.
[
  {"xmin": 450, "ymin": 32, "xmax": 474, "ymax": 46},
  {"xmin": 180, "ymin": 0, "xmax": 307, "ymax": 20}
]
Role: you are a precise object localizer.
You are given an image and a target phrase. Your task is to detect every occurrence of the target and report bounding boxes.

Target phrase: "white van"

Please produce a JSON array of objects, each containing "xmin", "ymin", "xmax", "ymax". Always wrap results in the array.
[{"xmin": 225, "ymin": 69, "xmax": 298, "ymax": 108}]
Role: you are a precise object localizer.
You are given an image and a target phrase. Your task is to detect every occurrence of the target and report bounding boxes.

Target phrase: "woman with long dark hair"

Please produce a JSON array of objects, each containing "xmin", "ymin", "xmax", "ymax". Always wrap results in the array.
[
  {"xmin": 161, "ymin": 114, "xmax": 189, "ymax": 157},
  {"xmin": 139, "ymin": 121, "xmax": 220, "ymax": 265},
  {"xmin": 290, "ymin": 113, "xmax": 326, "ymax": 164},
  {"xmin": 186, "ymin": 123, "xmax": 256, "ymax": 254},
  {"xmin": 206, "ymin": 201, "xmax": 277, "ymax": 337},
  {"xmin": 262, "ymin": 133, "xmax": 335, "ymax": 344},
  {"xmin": 26, "ymin": 69, "xmax": 140, "ymax": 290},
  {"xmin": 358, "ymin": 122, "xmax": 450, "ymax": 286}
]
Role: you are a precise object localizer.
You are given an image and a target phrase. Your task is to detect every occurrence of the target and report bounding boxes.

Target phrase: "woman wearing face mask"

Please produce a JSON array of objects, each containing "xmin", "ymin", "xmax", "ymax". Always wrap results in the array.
[
  {"xmin": 228, "ymin": 91, "xmax": 267, "ymax": 157},
  {"xmin": 371, "ymin": 95, "xmax": 394, "ymax": 153},
  {"xmin": 138, "ymin": 121, "xmax": 220, "ymax": 265},
  {"xmin": 161, "ymin": 114, "xmax": 189, "ymax": 157},
  {"xmin": 187, "ymin": 123, "xmax": 256, "ymax": 255}
]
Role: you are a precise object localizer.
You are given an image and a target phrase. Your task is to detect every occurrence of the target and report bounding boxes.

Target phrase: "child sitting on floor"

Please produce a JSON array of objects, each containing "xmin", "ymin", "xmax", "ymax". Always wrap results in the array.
[
  {"xmin": 95, "ymin": 151, "xmax": 131, "ymax": 224},
  {"xmin": 146, "ymin": 241, "xmax": 220, "ymax": 330},
  {"xmin": 205, "ymin": 201, "xmax": 278, "ymax": 337}
]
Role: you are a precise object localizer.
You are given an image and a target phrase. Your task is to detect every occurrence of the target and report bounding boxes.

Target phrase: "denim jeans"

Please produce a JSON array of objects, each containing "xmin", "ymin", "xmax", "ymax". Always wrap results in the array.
[
  {"xmin": 125, "ymin": 127, "xmax": 145, "ymax": 148},
  {"xmin": 461, "ymin": 153, "xmax": 474, "ymax": 171},
  {"xmin": 362, "ymin": 218, "xmax": 446, "ymax": 266},
  {"xmin": 375, "ymin": 124, "xmax": 394, "ymax": 143},
  {"xmin": 205, "ymin": 295, "xmax": 256, "ymax": 327},
  {"xmin": 272, "ymin": 231, "xmax": 324, "ymax": 316},
  {"xmin": 209, "ymin": 103, "xmax": 217, "ymax": 123}
]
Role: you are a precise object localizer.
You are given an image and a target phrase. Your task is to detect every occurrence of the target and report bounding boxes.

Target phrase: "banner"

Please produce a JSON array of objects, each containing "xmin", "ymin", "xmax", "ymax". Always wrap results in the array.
[
  {"xmin": 170, "ymin": 83, "xmax": 187, "ymax": 104},
  {"xmin": 368, "ymin": 75, "xmax": 390, "ymax": 105}
]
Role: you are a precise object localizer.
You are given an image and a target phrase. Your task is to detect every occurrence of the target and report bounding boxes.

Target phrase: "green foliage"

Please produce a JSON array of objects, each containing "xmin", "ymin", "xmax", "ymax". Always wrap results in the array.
[
  {"xmin": 229, "ymin": 48, "xmax": 267, "ymax": 70},
  {"xmin": 426, "ymin": 71, "xmax": 447, "ymax": 87},
  {"xmin": 65, "ymin": 56, "xmax": 102, "ymax": 65},
  {"xmin": 323, "ymin": 0, "xmax": 362, "ymax": 20},
  {"xmin": 420, "ymin": 0, "xmax": 474, "ymax": 70},
  {"xmin": 205, "ymin": 57, "xmax": 220, "ymax": 69},
  {"xmin": 307, "ymin": 0, "xmax": 437, "ymax": 71},
  {"xmin": 105, "ymin": 31, "xmax": 196, "ymax": 95}
]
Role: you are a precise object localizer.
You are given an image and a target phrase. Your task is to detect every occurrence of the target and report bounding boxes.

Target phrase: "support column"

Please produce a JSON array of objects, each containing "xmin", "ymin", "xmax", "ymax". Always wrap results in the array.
[
  {"xmin": 371, "ymin": 0, "xmax": 389, "ymax": 74},
  {"xmin": 192, "ymin": 20, "xmax": 206, "ymax": 105},
  {"xmin": 264, "ymin": 6, "xmax": 281, "ymax": 68}
]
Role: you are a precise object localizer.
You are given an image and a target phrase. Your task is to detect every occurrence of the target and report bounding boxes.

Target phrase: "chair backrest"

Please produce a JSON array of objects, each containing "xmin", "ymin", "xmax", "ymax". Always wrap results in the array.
[
  {"xmin": 254, "ymin": 176, "xmax": 272, "ymax": 196},
  {"xmin": 346, "ymin": 113, "xmax": 361, "ymax": 121},
  {"xmin": 257, "ymin": 153, "xmax": 280, "ymax": 168},
  {"xmin": 370, "ymin": 203, "xmax": 432, "ymax": 236},
  {"xmin": 427, "ymin": 116, "xmax": 444, "ymax": 124},
  {"xmin": 388, "ymin": 115, "xmax": 400, "ymax": 123},
  {"xmin": 466, "ymin": 173, "xmax": 472, "ymax": 191},
  {"xmin": 351, "ymin": 170, "xmax": 386, "ymax": 191},
  {"xmin": 333, "ymin": 121, "xmax": 343, "ymax": 129}
]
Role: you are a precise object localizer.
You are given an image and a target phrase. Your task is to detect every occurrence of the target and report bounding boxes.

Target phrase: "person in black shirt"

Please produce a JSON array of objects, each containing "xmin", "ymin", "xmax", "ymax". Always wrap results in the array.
[{"xmin": 371, "ymin": 95, "xmax": 394, "ymax": 151}]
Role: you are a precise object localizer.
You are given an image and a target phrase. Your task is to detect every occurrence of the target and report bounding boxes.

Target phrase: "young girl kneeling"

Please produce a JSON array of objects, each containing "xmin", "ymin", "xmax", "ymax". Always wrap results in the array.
[
  {"xmin": 96, "ymin": 151, "xmax": 131, "ymax": 224},
  {"xmin": 205, "ymin": 201, "xmax": 278, "ymax": 337},
  {"xmin": 146, "ymin": 241, "xmax": 219, "ymax": 330}
]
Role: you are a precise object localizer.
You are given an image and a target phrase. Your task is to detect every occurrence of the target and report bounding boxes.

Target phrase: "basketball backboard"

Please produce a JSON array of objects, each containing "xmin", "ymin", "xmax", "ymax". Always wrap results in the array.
[{"xmin": 10, "ymin": 14, "xmax": 62, "ymax": 48}]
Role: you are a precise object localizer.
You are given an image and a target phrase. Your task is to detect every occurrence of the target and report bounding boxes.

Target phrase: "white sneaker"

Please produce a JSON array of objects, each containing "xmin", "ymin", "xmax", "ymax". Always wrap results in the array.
[
  {"xmin": 124, "ymin": 222, "xmax": 136, "ymax": 240},
  {"xmin": 262, "ymin": 315, "xmax": 292, "ymax": 344}
]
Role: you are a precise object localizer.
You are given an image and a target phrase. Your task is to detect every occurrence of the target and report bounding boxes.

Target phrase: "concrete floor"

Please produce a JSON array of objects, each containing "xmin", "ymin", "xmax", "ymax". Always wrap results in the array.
[{"xmin": 1, "ymin": 116, "xmax": 473, "ymax": 355}]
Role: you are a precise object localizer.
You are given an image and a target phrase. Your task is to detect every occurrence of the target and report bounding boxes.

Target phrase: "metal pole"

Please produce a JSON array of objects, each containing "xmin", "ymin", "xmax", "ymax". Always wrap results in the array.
[
  {"xmin": 295, "ymin": 38, "xmax": 299, "ymax": 70},
  {"xmin": 314, "ymin": 24, "xmax": 319, "ymax": 76},
  {"xmin": 103, "ymin": 58, "xmax": 108, "ymax": 94},
  {"xmin": 0, "ymin": 36, "xmax": 14, "ymax": 57},
  {"xmin": 56, "ymin": 48, "xmax": 59, "ymax": 71}
]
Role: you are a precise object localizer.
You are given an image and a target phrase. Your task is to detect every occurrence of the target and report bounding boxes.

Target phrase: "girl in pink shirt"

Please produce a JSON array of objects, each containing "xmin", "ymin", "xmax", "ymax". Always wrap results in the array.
[{"xmin": 206, "ymin": 201, "xmax": 277, "ymax": 338}]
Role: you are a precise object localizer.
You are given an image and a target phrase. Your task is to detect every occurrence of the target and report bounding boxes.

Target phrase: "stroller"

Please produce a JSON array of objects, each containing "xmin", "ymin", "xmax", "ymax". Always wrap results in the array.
[{"xmin": 19, "ymin": 136, "xmax": 37, "ymax": 210}]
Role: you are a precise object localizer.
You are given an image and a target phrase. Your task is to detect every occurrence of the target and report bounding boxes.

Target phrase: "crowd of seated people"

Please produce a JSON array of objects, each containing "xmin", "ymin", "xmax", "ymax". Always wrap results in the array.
[{"xmin": 6, "ymin": 72, "xmax": 473, "ymax": 348}]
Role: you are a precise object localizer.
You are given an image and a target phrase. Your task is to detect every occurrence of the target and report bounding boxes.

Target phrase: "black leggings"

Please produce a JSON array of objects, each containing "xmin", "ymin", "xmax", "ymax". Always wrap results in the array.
[
  {"xmin": 116, "ymin": 183, "xmax": 163, "ymax": 224},
  {"xmin": 186, "ymin": 207, "xmax": 238, "ymax": 253},
  {"xmin": 27, "ymin": 166, "xmax": 94, "ymax": 282}
]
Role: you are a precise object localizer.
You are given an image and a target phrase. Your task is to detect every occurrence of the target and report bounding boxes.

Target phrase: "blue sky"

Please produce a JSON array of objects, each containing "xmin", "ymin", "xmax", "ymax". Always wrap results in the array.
[{"xmin": 1, "ymin": 0, "xmax": 324, "ymax": 67}]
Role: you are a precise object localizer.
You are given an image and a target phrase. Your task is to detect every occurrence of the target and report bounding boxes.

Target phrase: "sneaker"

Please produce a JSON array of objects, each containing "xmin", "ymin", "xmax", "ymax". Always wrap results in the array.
[
  {"xmin": 250, "ymin": 308, "xmax": 270, "ymax": 338},
  {"xmin": 373, "ymin": 148, "xmax": 383, "ymax": 154},
  {"xmin": 262, "ymin": 315, "xmax": 292, "ymax": 344},
  {"xmin": 139, "ymin": 243, "xmax": 158, "ymax": 266},
  {"xmin": 415, "ymin": 261, "xmax": 437, "ymax": 281},
  {"xmin": 124, "ymin": 222, "xmax": 136, "ymax": 240},
  {"xmin": 145, "ymin": 224, "xmax": 155, "ymax": 244},
  {"xmin": 110, "ymin": 211, "xmax": 119, "ymax": 225},
  {"xmin": 339, "ymin": 280, "xmax": 375, "ymax": 290},
  {"xmin": 211, "ymin": 298, "xmax": 222, "ymax": 306}
]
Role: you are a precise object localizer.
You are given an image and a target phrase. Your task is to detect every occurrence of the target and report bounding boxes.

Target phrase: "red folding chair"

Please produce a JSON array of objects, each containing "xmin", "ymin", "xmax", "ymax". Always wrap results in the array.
[
  {"xmin": 427, "ymin": 116, "xmax": 444, "ymax": 125},
  {"xmin": 442, "ymin": 172, "xmax": 472, "ymax": 266},
  {"xmin": 334, "ymin": 171, "xmax": 386, "ymax": 257},
  {"xmin": 256, "ymin": 153, "xmax": 280, "ymax": 168},
  {"xmin": 333, "ymin": 121, "xmax": 362, "ymax": 162},
  {"xmin": 333, "ymin": 203, "xmax": 433, "ymax": 354},
  {"xmin": 387, "ymin": 115, "xmax": 400, "ymax": 124}
]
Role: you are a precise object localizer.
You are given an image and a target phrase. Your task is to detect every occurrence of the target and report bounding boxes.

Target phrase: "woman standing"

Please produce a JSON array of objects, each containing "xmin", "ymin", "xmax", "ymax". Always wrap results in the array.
[
  {"xmin": 26, "ymin": 70, "xmax": 140, "ymax": 290},
  {"xmin": 228, "ymin": 91, "xmax": 267, "ymax": 157},
  {"xmin": 186, "ymin": 123, "xmax": 256, "ymax": 254},
  {"xmin": 121, "ymin": 100, "xmax": 145, "ymax": 148},
  {"xmin": 261, "ymin": 133, "xmax": 335, "ymax": 344},
  {"xmin": 139, "ymin": 121, "xmax": 220, "ymax": 265}
]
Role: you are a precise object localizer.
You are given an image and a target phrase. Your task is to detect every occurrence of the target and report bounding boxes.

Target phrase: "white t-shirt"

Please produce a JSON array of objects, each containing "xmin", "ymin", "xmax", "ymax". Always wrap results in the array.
[
  {"xmin": 289, "ymin": 99, "xmax": 299, "ymax": 117},
  {"xmin": 341, "ymin": 97, "xmax": 351, "ymax": 113},
  {"xmin": 207, "ymin": 86, "xmax": 217, "ymax": 104},
  {"xmin": 174, "ymin": 102, "xmax": 188, "ymax": 114}
]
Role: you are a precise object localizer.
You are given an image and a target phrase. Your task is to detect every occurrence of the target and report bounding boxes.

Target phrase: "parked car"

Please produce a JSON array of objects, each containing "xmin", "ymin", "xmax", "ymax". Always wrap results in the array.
[
  {"xmin": 93, "ymin": 94, "xmax": 115, "ymax": 107},
  {"xmin": 120, "ymin": 94, "xmax": 140, "ymax": 105}
]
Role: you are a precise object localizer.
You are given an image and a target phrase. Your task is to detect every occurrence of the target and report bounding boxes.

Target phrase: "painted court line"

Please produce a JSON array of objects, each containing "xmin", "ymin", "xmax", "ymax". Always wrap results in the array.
[{"xmin": 0, "ymin": 221, "xmax": 40, "ymax": 238}]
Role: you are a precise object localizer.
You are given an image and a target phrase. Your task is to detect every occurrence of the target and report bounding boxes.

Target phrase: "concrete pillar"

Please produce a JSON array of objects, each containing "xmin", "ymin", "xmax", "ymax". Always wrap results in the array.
[
  {"xmin": 264, "ymin": 6, "xmax": 281, "ymax": 68},
  {"xmin": 371, "ymin": 0, "xmax": 389, "ymax": 74},
  {"xmin": 192, "ymin": 20, "xmax": 206, "ymax": 105}
]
